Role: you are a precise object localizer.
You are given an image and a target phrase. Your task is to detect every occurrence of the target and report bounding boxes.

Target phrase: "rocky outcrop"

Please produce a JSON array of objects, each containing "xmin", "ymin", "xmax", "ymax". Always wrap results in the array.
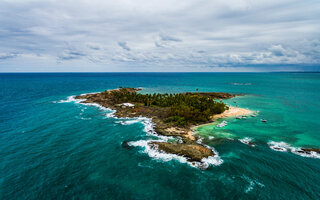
[
  {"xmin": 298, "ymin": 148, "xmax": 320, "ymax": 154},
  {"xmin": 76, "ymin": 88, "xmax": 236, "ymax": 164},
  {"xmin": 150, "ymin": 142, "xmax": 214, "ymax": 162}
]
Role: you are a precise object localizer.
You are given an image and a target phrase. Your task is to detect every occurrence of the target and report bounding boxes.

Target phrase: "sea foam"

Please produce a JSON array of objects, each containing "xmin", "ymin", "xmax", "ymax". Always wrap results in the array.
[
  {"xmin": 57, "ymin": 93, "xmax": 223, "ymax": 168},
  {"xmin": 268, "ymin": 141, "xmax": 291, "ymax": 152},
  {"xmin": 117, "ymin": 115, "xmax": 222, "ymax": 168},
  {"xmin": 56, "ymin": 94, "xmax": 115, "ymax": 113},
  {"xmin": 239, "ymin": 137, "xmax": 255, "ymax": 147},
  {"xmin": 127, "ymin": 140, "xmax": 223, "ymax": 169},
  {"xmin": 268, "ymin": 141, "xmax": 320, "ymax": 159},
  {"xmin": 54, "ymin": 95, "xmax": 80, "ymax": 103},
  {"xmin": 126, "ymin": 117, "xmax": 223, "ymax": 169},
  {"xmin": 229, "ymin": 82, "xmax": 252, "ymax": 86},
  {"xmin": 242, "ymin": 175, "xmax": 265, "ymax": 194},
  {"xmin": 118, "ymin": 119, "xmax": 143, "ymax": 125}
]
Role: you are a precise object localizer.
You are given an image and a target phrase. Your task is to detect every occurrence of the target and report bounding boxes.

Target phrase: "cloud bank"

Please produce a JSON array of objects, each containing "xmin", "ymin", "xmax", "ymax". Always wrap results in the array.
[{"xmin": 0, "ymin": 0, "xmax": 320, "ymax": 72}]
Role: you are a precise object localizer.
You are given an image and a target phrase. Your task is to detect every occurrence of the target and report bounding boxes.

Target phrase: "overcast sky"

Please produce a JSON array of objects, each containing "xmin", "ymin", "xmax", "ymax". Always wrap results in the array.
[{"xmin": 1, "ymin": 0, "xmax": 320, "ymax": 72}]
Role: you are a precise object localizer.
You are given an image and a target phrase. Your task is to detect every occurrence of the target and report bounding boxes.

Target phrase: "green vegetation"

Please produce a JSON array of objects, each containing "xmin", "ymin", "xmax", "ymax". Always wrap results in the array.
[{"xmin": 105, "ymin": 88, "xmax": 228, "ymax": 126}]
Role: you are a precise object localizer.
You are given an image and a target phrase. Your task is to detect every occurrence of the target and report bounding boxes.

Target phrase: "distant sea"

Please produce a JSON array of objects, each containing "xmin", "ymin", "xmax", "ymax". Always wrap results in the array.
[{"xmin": 1, "ymin": 72, "xmax": 319, "ymax": 199}]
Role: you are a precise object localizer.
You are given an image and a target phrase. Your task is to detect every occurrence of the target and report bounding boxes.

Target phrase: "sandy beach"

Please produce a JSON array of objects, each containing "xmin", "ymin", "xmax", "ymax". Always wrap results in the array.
[
  {"xmin": 189, "ymin": 106, "xmax": 253, "ymax": 137},
  {"xmin": 212, "ymin": 106, "xmax": 252, "ymax": 119}
]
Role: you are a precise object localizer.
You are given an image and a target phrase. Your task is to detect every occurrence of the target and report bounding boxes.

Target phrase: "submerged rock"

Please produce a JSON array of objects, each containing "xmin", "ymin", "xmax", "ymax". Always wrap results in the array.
[{"xmin": 121, "ymin": 141, "xmax": 131, "ymax": 149}]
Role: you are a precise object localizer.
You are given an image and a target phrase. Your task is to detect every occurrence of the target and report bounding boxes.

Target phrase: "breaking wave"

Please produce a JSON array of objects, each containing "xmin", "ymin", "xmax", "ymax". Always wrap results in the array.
[
  {"xmin": 56, "ymin": 94, "xmax": 115, "ymax": 114},
  {"xmin": 112, "ymin": 108, "xmax": 222, "ymax": 168},
  {"xmin": 117, "ymin": 119, "xmax": 144, "ymax": 125},
  {"xmin": 239, "ymin": 137, "xmax": 255, "ymax": 147},
  {"xmin": 242, "ymin": 175, "xmax": 265, "ymax": 193},
  {"xmin": 268, "ymin": 141, "xmax": 320, "ymax": 159},
  {"xmin": 56, "ymin": 93, "xmax": 223, "ymax": 169},
  {"xmin": 229, "ymin": 82, "xmax": 252, "ymax": 86},
  {"xmin": 53, "ymin": 95, "xmax": 79, "ymax": 103},
  {"xmin": 127, "ymin": 140, "xmax": 223, "ymax": 169}
]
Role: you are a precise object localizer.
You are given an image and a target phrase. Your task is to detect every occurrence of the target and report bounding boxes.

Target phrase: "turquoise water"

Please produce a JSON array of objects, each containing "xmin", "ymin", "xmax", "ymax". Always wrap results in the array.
[{"xmin": 0, "ymin": 73, "xmax": 319, "ymax": 199}]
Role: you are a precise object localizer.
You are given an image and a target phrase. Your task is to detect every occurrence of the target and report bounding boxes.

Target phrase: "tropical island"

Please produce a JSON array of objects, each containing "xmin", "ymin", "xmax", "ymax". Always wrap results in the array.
[{"xmin": 75, "ymin": 87, "xmax": 251, "ymax": 165}]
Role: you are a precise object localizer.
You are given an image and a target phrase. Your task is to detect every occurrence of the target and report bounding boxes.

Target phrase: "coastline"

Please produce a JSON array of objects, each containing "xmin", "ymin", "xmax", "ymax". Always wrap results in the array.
[
  {"xmin": 5, "ymin": 72, "xmax": 320, "ymax": 199},
  {"xmin": 62, "ymin": 88, "xmax": 320, "ymax": 169},
  {"xmin": 73, "ymin": 88, "xmax": 238, "ymax": 168},
  {"xmin": 190, "ymin": 106, "xmax": 253, "ymax": 134},
  {"xmin": 212, "ymin": 106, "xmax": 253, "ymax": 119}
]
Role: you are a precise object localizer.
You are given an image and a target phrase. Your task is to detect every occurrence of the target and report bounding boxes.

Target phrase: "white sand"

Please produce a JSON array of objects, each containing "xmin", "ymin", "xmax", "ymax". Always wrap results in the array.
[
  {"xmin": 190, "ymin": 106, "xmax": 252, "ymax": 132},
  {"xmin": 212, "ymin": 106, "xmax": 252, "ymax": 119}
]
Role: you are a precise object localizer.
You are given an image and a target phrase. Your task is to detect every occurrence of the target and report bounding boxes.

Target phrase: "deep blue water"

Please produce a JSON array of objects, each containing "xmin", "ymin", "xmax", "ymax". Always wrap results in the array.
[{"xmin": 0, "ymin": 73, "xmax": 319, "ymax": 199}]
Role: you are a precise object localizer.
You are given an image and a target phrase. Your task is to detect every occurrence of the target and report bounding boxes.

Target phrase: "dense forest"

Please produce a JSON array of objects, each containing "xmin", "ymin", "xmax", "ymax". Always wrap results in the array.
[{"xmin": 105, "ymin": 88, "xmax": 228, "ymax": 126}]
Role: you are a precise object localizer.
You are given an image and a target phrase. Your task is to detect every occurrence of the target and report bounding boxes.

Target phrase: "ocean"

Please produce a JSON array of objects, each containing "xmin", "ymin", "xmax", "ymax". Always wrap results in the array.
[{"xmin": 0, "ymin": 72, "xmax": 319, "ymax": 199}]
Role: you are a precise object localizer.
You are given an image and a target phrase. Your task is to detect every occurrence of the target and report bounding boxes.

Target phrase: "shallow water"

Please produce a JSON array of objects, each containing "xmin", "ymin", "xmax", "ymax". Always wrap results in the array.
[{"xmin": 0, "ymin": 72, "xmax": 319, "ymax": 199}]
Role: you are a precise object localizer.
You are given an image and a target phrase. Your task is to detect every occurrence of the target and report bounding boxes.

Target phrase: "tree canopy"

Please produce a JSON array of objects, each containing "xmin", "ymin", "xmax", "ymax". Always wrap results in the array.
[{"xmin": 104, "ymin": 88, "xmax": 228, "ymax": 126}]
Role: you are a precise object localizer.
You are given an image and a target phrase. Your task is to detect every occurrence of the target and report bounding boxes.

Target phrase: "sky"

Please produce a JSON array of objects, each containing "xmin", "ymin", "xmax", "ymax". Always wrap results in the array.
[{"xmin": 0, "ymin": 0, "xmax": 320, "ymax": 72}]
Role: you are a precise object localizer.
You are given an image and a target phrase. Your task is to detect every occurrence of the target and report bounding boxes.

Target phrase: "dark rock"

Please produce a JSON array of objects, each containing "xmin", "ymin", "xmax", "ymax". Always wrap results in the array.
[
  {"xmin": 297, "ymin": 150, "xmax": 311, "ymax": 155},
  {"xmin": 150, "ymin": 142, "xmax": 214, "ymax": 162},
  {"xmin": 300, "ymin": 148, "xmax": 320, "ymax": 153},
  {"xmin": 121, "ymin": 141, "xmax": 131, "ymax": 149}
]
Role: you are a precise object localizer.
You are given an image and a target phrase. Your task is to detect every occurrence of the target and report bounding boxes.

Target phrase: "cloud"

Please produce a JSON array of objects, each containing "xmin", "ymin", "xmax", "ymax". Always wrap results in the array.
[
  {"xmin": 58, "ymin": 50, "xmax": 86, "ymax": 60},
  {"xmin": 269, "ymin": 45, "xmax": 285, "ymax": 56},
  {"xmin": 0, "ymin": 0, "xmax": 319, "ymax": 71},
  {"xmin": 86, "ymin": 43, "xmax": 101, "ymax": 50},
  {"xmin": 159, "ymin": 34, "xmax": 182, "ymax": 42},
  {"xmin": 154, "ymin": 42, "xmax": 163, "ymax": 48},
  {"xmin": 0, "ymin": 53, "xmax": 19, "ymax": 60},
  {"xmin": 118, "ymin": 42, "xmax": 131, "ymax": 51},
  {"xmin": 268, "ymin": 44, "xmax": 298, "ymax": 57}
]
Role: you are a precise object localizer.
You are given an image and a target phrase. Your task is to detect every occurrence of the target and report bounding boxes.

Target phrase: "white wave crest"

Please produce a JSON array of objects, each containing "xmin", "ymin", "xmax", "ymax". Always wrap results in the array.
[
  {"xmin": 56, "ymin": 94, "xmax": 116, "ymax": 118},
  {"xmin": 292, "ymin": 149, "xmax": 320, "ymax": 159},
  {"xmin": 54, "ymin": 95, "xmax": 82, "ymax": 103},
  {"xmin": 128, "ymin": 140, "xmax": 188, "ymax": 163},
  {"xmin": 268, "ymin": 141, "xmax": 290, "ymax": 152},
  {"xmin": 268, "ymin": 141, "xmax": 320, "ymax": 159},
  {"xmin": 140, "ymin": 118, "xmax": 172, "ymax": 141},
  {"xmin": 115, "ymin": 116, "xmax": 170, "ymax": 141},
  {"xmin": 200, "ymin": 146, "xmax": 223, "ymax": 168},
  {"xmin": 57, "ymin": 92, "xmax": 223, "ymax": 168},
  {"xmin": 54, "ymin": 91, "xmax": 99, "ymax": 103},
  {"xmin": 230, "ymin": 82, "xmax": 252, "ymax": 86},
  {"xmin": 127, "ymin": 140, "xmax": 223, "ymax": 169},
  {"xmin": 118, "ymin": 119, "xmax": 143, "ymax": 125},
  {"xmin": 239, "ymin": 137, "xmax": 255, "ymax": 147},
  {"xmin": 242, "ymin": 175, "xmax": 265, "ymax": 194},
  {"xmin": 83, "ymin": 102, "xmax": 112, "ymax": 111},
  {"xmin": 141, "ymin": 118, "xmax": 155, "ymax": 134}
]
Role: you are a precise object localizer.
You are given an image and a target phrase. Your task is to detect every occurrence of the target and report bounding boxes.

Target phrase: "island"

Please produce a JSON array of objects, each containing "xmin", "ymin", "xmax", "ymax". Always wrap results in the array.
[{"xmin": 75, "ymin": 88, "xmax": 250, "ymax": 165}]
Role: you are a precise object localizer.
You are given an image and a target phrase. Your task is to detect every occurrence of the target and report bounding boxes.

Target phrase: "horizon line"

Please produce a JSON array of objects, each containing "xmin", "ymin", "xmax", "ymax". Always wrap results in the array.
[{"xmin": 0, "ymin": 71, "xmax": 320, "ymax": 73}]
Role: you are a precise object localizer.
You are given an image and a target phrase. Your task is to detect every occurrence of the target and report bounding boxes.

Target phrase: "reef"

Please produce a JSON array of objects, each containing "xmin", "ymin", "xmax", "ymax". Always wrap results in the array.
[{"xmin": 298, "ymin": 148, "xmax": 320, "ymax": 154}]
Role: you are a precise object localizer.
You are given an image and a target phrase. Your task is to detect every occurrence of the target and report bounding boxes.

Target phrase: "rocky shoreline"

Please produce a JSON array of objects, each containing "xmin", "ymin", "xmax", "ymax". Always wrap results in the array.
[
  {"xmin": 75, "ymin": 87, "xmax": 236, "ymax": 166},
  {"xmin": 75, "ymin": 87, "xmax": 320, "ymax": 167}
]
